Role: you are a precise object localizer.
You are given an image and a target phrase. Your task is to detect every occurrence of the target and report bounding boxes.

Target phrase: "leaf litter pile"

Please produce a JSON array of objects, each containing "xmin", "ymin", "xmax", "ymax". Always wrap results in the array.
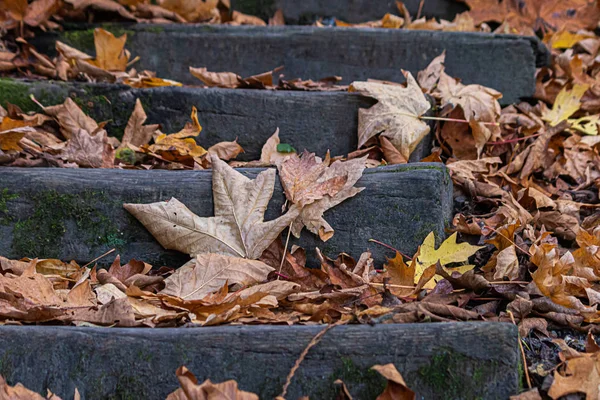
[{"xmin": 4, "ymin": 0, "xmax": 600, "ymax": 399}]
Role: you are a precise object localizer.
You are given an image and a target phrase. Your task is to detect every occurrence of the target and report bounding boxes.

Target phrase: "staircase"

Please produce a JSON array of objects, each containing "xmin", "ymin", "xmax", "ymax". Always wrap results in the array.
[{"xmin": 0, "ymin": 1, "xmax": 532, "ymax": 398}]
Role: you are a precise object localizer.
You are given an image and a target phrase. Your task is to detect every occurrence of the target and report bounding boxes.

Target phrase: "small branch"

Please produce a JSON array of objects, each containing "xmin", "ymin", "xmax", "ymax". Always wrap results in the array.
[
  {"xmin": 507, "ymin": 310, "xmax": 533, "ymax": 390},
  {"xmin": 278, "ymin": 320, "xmax": 347, "ymax": 399},
  {"xmin": 487, "ymin": 132, "xmax": 544, "ymax": 145},
  {"xmin": 369, "ymin": 282, "xmax": 416, "ymax": 289},
  {"xmin": 397, "ymin": 112, "xmax": 500, "ymax": 126},
  {"xmin": 82, "ymin": 248, "xmax": 116, "ymax": 268}
]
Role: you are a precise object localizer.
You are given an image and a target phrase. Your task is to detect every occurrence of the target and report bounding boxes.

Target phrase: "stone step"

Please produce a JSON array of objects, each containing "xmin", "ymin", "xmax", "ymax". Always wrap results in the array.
[
  {"xmin": 0, "ymin": 79, "xmax": 432, "ymax": 162},
  {"xmin": 33, "ymin": 24, "xmax": 550, "ymax": 105},
  {"xmin": 0, "ymin": 164, "xmax": 452, "ymax": 267},
  {"xmin": 232, "ymin": 0, "xmax": 469, "ymax": 24},
  {"xmin": 0, "ymin": 323, "xmax": 519, "ymax": 399}
]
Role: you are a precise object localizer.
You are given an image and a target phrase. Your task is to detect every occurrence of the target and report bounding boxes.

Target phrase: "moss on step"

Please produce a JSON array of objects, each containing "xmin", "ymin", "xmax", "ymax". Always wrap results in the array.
[
  {"xmin": 0, "ymin": 78, "xmax": 35, "ymax": 112},
  {"xmin": 11, "ymin": 190, "xmax": 125, "ymax": 259},
  {"xmin": 62, "ymin": 25, "xmax": 136, "ymax": 53},
  {"xmin": 0, "ymin": 189, "xmax": 18, "ymax": 225},
  {"xmin": 417, "ymin": 348, "xmax": 491, "ymax": 400},
  {"xmin": 311, "ymin": 357, "xmax": 386, "ymax": 399}
]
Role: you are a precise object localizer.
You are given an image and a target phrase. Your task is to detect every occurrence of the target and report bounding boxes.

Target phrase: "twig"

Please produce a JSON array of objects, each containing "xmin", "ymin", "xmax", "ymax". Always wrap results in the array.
[
  {"xmin": 416, "ymin": 0, "xmax": 425, "ymax": 19},
  {"xmin": 507, "ymin": 310, "xmax": 532, "ymax": 390},
  {"xmin": 489, "ymin": 281, "xmax": 529, "ymax": 285},
  {"xmin": 369, "ymin": 282, "xmax": 416, "ymax": 289},
  {"xmin": 397, "ymin": 112, "xmax": 500, "ymax": 126},
  {"xmin": 278, "ymin": 320, "xmax": 347, "ymax": 399},
  {"xmin": 82, "ymin": 248, "xmax": 116, "ymax": 268},
  {"xmin": 484, "ymin": 225, "xmax": 532, "ymax": 257},
  {"xmin": 487, "ymin": 132, "xmax": 544, "ymax": 145},
  {"xmin": 368, "ymin": 239, "xmax": 412, "ymax": 260},
  {"xmin": 278, "ymin": 200, "xmax": 292, "ymax": 280}
]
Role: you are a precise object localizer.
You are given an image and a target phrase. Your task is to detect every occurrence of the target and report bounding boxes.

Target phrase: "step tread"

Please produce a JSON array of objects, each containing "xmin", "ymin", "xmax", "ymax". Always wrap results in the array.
[
  {"xmin": 33, "ymin": 24, "xmax": 549, "ymax": 105},
  {"xmin": 0, "ymin": 322, "xmax": 519, "ymax": 399},
  {"xmin": 0, "ymin": 164, "xmax": 452, "ymax": 267}
]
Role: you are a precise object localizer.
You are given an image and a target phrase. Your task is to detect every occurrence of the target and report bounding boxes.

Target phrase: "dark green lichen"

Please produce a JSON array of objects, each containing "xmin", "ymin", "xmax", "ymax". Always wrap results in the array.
[
  {"xmin": 11, "ymin": 190, "xmax": 125, "ymax": 258},
  {"xmin": 417, "ymin": 348, "xmax": 489, "ymax": 400}
]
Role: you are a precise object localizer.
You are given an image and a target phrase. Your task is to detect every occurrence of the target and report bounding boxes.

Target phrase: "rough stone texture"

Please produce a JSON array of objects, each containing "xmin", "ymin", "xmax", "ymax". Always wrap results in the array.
[
  {"xmin": 232, "ymin": 0, "xmax": 469, "ymax": 24},
  {"xmin": 33, "ymin": 24, "xmax": 549, "ymax": 104},
  {"xmin": 0, "ymin": 79, "xmax": 432, "ymax": 162},
  {"xmin": 0, "ymin": 164, "xmax": 452, "ymax": 267},
  {"xmin": 0, "ymin": 323, "xmax": 519, "ymax": 399}
]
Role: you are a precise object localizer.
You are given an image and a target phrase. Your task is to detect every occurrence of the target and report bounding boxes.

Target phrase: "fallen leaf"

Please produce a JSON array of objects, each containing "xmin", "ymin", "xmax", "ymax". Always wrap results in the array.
[
  {"xmin": 350, "ymin": 71, "xmax": 431, "ymax": 160},
  {"xmin": 119, "ymin": 98, "xmax": 159, "ymax": 149},
  {"xmin": 371, "ymin": 364, "xmax": 416, "ymax": 400},
  {"xmin": 542, "ymin": 84, "xmax": 590, "ymax": 126},
  {"xmin": 125, "ymin": 155, "xmax": 300, "ymax": 259},
  {"xmin": 207, "ymin": 140, "xmax": 244, "ymax": 161},
  {"xmin": 167, "ymin": 366, "xmax": 259, "ymax": 400},
  {"xmin": 61, "ymin": 128, "xmax": 113, "ymax": 168},
  {"xmin": 44, "ymin": 97, "xmax": 100, "ymax": 140},
  {"xmin": 87, "ymin": 28, "xmax": 130, "ymax": 72}
]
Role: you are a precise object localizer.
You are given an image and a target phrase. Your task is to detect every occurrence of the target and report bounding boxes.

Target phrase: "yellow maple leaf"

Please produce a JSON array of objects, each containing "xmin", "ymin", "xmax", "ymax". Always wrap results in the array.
[
  {"xmin": 542, "ymin": 84, "xmax": 590, "ymax": 127},
  {"xmin": 569, "ymin": 115, "xmax": 599, "ymax": 136},
  {"xmin": 415, "ymin": 232, "xmax": 484, "ymax": 288}
]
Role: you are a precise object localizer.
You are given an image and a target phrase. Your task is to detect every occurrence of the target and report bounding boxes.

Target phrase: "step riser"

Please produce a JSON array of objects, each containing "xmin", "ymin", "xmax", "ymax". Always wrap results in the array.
[
  {"xmin": 0, "ymin": 80, "xmax": 432, "ymax": 162},
  {"xmin": 33, "ymin": 25, "xmax": 548, "ymax": 105},
  {"xmin": 0, "ymin": 323, "xmax": 519, "ymax": 399},
  {"xmin": 232, "ymin": 0, "xmax": 469, "ymax": 24},
  {"xmin": 0, "ymin": 165, "xmax": 452, "ymax": 267}
]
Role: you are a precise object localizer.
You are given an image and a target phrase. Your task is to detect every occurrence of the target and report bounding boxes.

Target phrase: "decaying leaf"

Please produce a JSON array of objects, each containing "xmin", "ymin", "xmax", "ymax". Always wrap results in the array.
[
  {"xmin": 350, "ymin": 71, "xmax": 431, "ymax": 160},
  {"xmin": 167, "ymin": 366, "xmax": 259, "ymax": 400}
]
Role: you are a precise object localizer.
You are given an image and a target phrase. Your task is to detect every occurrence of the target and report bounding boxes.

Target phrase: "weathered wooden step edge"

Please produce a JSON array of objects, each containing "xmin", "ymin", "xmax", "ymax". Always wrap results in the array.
[
  {"xmin": 0, "ymin": 164, "xmax": 452, "ymax": 268},
  {"xmin": 232, "ymin": 0, "xmax": 469, "ymax": 24},
  {"xmin": 0, "ymin": 323, "xmax": 519, "ymax": 399},
  {"xmin": 0, "ymin": 79, "xmax": 432, "ymax": 162},
  {"xmin": 33, "ymin": 24, "xmax": 550, "ymax": 105}
]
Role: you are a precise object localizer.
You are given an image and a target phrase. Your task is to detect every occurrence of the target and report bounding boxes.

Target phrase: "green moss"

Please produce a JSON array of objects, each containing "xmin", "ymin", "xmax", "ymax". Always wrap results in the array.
[
  {"xmin": 417, "ymin": 348, "xmax": 489, "ymax": 399},
  {"xmin": 0, "ymin": 78, "xmax": 35, "ymax": 112},
  {"xmin": 61, "ymin": 26, "xmax": 135, "ymax": 53},
  {"xmin": 0, "ymin": 189, "xmax": 18, "ymax": 225},
  {"xmin": 11, "ymin": 190, "xmax": 125, "ymax": 258}
]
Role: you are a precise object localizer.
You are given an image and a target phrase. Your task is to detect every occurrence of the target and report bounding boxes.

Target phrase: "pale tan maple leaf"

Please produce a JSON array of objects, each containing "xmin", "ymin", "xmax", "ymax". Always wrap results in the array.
[
  {"xmin": 87, "ymin": 28, "xmax": 130, "ymax": 72},
  {"xmin": 207, "ymin": 139, "xmax": 244, "ymax": 161},
  {"xmin": 260, "ymin": 128, "xmax": 293, "ymax": 166},
  {"xmin": 124, "ymin": 155, "xmax": 300, "ymax": 259},
  {"xmin": 279, "ymin": 150, "xmax": 347, "ymax": 207},
  {"xmin": 160, "ymin": 253, "xmax": 274, "ymax": 300},
  {"xmin": 291, "ymin": 156, "xmax": 366, "ymax": 241},
  {"xmin": 350, "ymin": 71, "xmax": 431, "ymax": 160}
]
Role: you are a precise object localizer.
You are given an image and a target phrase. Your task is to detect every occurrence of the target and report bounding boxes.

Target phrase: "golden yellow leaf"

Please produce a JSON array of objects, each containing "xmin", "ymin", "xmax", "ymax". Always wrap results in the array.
[
  {"xmin": 542, "ymin": 83, "xmax": 590, "ymax": 127},
  {"xmin": 547, "ymin": 30, "xmax": 594, "ymax": 49},
  {"xmin": 569, "ymin": 115, "xmax": 599, "ymax": 136},
  {"xmin": 415, "ymin": 232, "xmax": 483, "ymax": 288}
]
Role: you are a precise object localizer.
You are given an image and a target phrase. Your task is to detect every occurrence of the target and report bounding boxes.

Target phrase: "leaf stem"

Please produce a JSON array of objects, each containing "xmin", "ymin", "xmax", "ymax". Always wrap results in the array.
[{"xmin": 278, "ymin": 222, "xmax": 293, "ymax": 280}]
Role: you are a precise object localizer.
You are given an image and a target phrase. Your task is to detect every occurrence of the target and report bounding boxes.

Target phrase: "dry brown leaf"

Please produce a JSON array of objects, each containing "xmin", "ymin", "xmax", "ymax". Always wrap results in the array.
[
  {"xmin": 44, "ymin": 97, "xmax": 99, "ymax": 140},
  {"xmin": 371, "ymin": 363, "xmax": 416, "ymax": 400},
  {"xmin": 167, "ymin": 366, "xmax": 259, "ymax": 400},
  {"xmin": 125, "ymin": 155, "xmax": 300, "ymax": 259},
  {"xmin": 385, "ymin": 252, "xmax": 415, "ymax": 296},
  {"xmin": 548, "ymin": 351, "xmax": 600, "ymax": 399},
  {"xmin": 291, "ymin": 157, "xmax": 366, "ymax": 241},
  {"xmin": 350, "ymin": 72, "xmax": 431, "ymax": 160},
  {"xmin": 61, "ymin": 128, "xmax": 113, "ymax": 168},
  {"xmin": 160, "ymin": 253, "xmax": 273, "ymax": 300},
  {"xmin": 158, "ymin": 0, "xmax": 218, "ymax": 22},
  {"xmin": 259, "ymin": 128, "xmax": 293, "ymax": 166},
  {"xmin": 66, "ymin": 0, "xmax": 136, "ymax": 20},
  {"xmin": 24, "ymin": 0, "xmax": 60, "ymax": 27},
  {"xmin": 0, "ymin": 375, "xmax": 51, "ymax": 400},
  {"xmin": 207, "ymin": 140, "xmax": 244, "ymax": 161},
  {"xmin": 87, "ymin": 28, "xmax": 129, "ymax": 72},
  {"xmin": 119, "ymin": 98, "xmax": 159, "ymax": 149},
  {"xmin": 279, "ymin": 150, "xmax": 347, "ymax": 206}
]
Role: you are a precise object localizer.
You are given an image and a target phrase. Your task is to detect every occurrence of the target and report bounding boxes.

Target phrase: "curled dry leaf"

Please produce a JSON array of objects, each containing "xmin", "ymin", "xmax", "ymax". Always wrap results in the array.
[
  {"xmin": 371, "ymin": 363, "xmax": 416, "ymax": 400},
  {"xmin": 207, "ymin": 139, "xmax": 244, "ymax": 161},
  {"xmin": 125, "ymin": 155, "xmax": 300, "ymax": 259},
  {"xmin": 290, "ymin": 156, "xmax": 366, "ymax": 241},
  {"xmin": 167, "ymin": 366, "xmax": 259, "ymax": 400},
  {"xmin": 350, "ymin": 71, "xmax": 431, "ymax": 160}
]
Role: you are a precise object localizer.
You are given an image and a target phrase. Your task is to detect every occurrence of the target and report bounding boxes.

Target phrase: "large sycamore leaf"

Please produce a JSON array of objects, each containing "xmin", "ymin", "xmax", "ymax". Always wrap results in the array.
[
  {"xmin": 160, "ymin": 253, "xmax": 273, "ymax": 300},
  {"xmin": 124, "ymin": 155, "xmax": 300, "ymax": 259},
  {"xmin": 415, "ymin": 232, "xmax": 484, "ymax": 288},
  {"xmin": 350, "ymin": 71, "xmax": 431, "ymax": 160}
]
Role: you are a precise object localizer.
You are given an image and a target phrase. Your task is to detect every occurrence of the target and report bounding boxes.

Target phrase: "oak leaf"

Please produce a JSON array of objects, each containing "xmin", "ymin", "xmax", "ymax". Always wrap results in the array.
[
  {"xmin": 125, "ymin": 155, "xmax": 300, "ymax": 259},
  {"xmin": 415, "ymin": 232, "xmax": 483, "ymax": 288},
  {"xmin": 160, "ymin": 253, "xmax": 274, "ymax": 300},
  {"xmin": 350, "ymin": 72, "xmax": 431, "ymax": 160}
]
